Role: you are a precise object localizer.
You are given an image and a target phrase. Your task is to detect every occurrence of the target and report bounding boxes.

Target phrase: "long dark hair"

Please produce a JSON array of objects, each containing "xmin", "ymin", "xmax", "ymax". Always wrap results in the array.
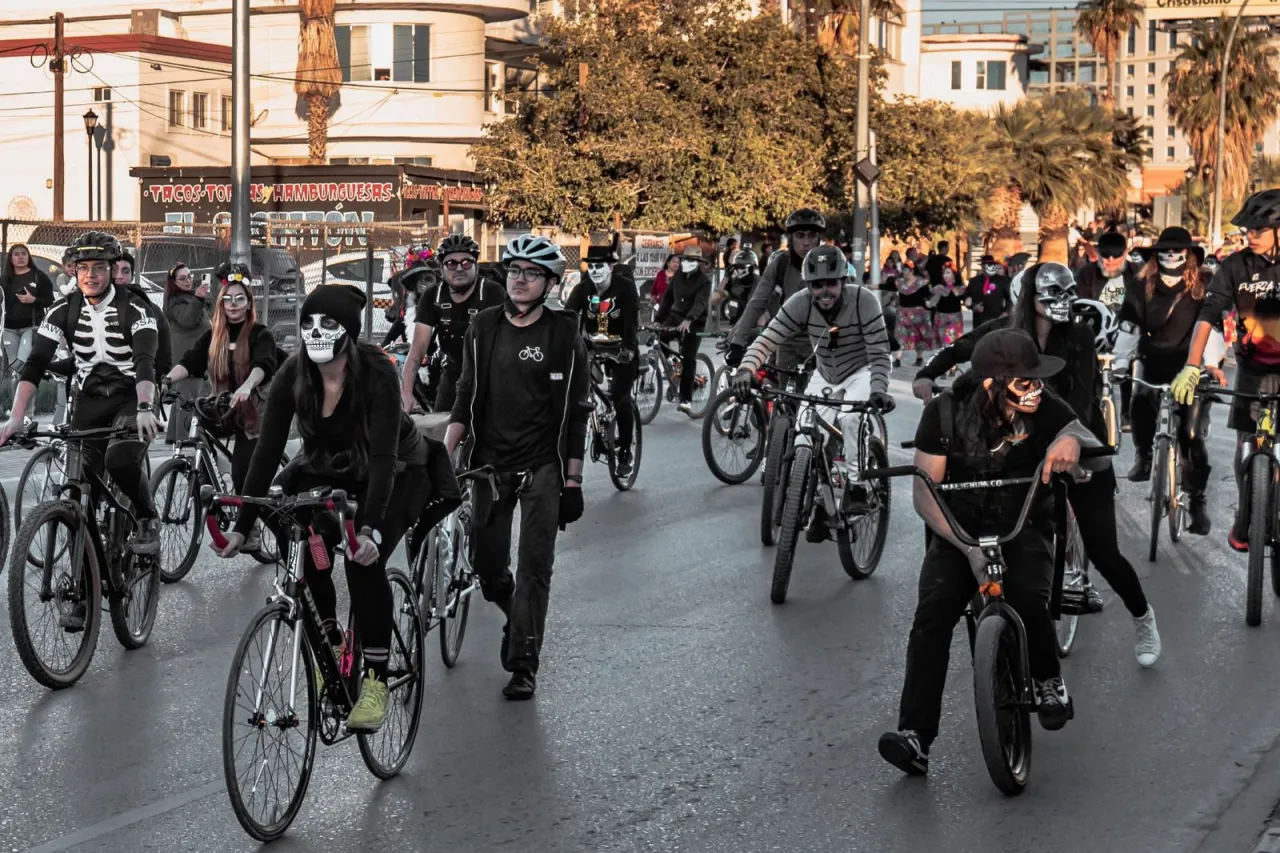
[
  {"xmin": 165, "ymin": 263, "xmax": 191, "ymax": 299},
  {"xmin": 292, "ymin": 336, "xmax": 387, "ymax": 471},
  {"xmin": 975, "ymin": 377, "xmax": 1016, "ymax": 444},
  {"xmin": 2, "ymin": 243, "xmax": 32, "ymax": 281},
  {"xmin": 1141, "ymin": 256, "xmax": 1205, "ymax": 302}
]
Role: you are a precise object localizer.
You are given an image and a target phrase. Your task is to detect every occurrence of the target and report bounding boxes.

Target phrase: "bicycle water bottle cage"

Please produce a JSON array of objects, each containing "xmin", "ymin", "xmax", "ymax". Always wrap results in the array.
[{"xmin": 308, "ymin": 526, "xmax": 331, "ymax": 572}]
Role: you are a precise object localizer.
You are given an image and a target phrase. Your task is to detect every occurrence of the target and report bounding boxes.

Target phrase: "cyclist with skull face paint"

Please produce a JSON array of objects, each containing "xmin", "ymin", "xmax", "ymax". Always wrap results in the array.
[
  {"xmin": 217, "ymin": 284, "xmax": 459, "ymax": 732},
  {"xmin": 399, "ymin": 234, "xmax": 504, "ymax": 414},
  {"xmin": 1117, "ymin": 227, "xmax": 1220, "ymax": 536},
  {"xmin": 563, "ymin": 244, "xmax": 640, "ymax": 477},
  {"xmin": 964, "ymin": 255, "xmax": 1012, "ymax": 325},
  {"xmin": 914, "ymin": 263, "xmax": 1162, "ymax": 667}
]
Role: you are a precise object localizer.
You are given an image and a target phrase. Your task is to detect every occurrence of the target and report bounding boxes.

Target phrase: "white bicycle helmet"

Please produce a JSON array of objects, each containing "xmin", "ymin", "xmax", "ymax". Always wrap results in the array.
[
  {"xmin": 504, "ymin": 235, "xmax": 567, "ymax": 280},
  {"xmin": 1073, "ymin": 298, "xmax": 1119, "ymax": 353}
]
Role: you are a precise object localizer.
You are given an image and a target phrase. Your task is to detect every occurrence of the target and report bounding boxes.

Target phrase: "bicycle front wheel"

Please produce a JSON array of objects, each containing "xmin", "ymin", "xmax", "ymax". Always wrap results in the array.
[
  {"xmin": 108, "ymin": 545, "xmax": 161, "ymax": 650},
  {"xmin": 688, "ymin": 353, "xmax": 716, "ymax": 418},
  {"xmin": 608, "ymin": 402, "xmax": 643, "ymax": 492},
  {"xmin": 838, "ymin": 437, "xmax": 890, "ymax": 579},
  {"xmin": 1056, "ymin": 509, "xmax": 1086, "ymax": 658},
  {"xmin": 701, "ymin": 389, "xmax": 765, "ymax": 485},
  {"xmin": 771, "ymin": 445, "xmax": 812, "ymax": 604},
  {"xmin": 973, "ymin": 613, "xmax": 1032, "ymax": 796},
  {"xmin": 1147, "ymin": 439, "xmax": 1168, "ymax": 563},
  {"xmin": 359, "ymin": 570, "xmax": 425, "ymax": 779},
  {"xmin": 1247, "ymin": 454, "xmax": 1271, "ymax": 627},
  {"xmin": 223, "ymin": 603, "xmax": 318, "ymax": 842},
  {"xmin": 1166, "ymin": 442, "xmax": 1182, "ymax": 544},
  {"xmin": 760, "ymin": 416, "xmax": 791, "ymax": 546},
  {"xmin": 635, "ymin": 360, "xmax": 662, "ymax": 425},
  {"xmin": 15, "ymin": 443, "xmax": 65, "ymax": 531},
  {"xmin": 439, "ymin": 510, "xmax": 474, "ymax": 668},
  {"xmin": 7, "ymin": 501, "xmax": 100, "ymax": 689},
  {"xmin": 151, "ymin": 457, "xmax": 201, "ymax": 583}
]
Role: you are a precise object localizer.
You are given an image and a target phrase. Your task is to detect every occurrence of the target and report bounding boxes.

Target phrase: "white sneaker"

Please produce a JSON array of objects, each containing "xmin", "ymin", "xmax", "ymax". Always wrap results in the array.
[{"xmin": 1134, "ymin": 605, "xmax": 1161, "ymax": 668}]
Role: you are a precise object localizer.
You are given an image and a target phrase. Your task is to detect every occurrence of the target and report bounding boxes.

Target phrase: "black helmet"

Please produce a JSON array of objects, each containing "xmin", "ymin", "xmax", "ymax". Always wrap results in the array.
[
  {"xmin": 69, "ymin": 230, "xmax": 123, "ymax": 263},
  {"xmin": 215, "ymin": 262, "xmax": 252, "ymax": 284},
  {"xmin": 1233, "ymin": 189, "xmax": 1280, "ymax": 230},
  {"xmin": 730, "ymin": 248, "xmax": 759, "ymax": 268},
  {"xmin": 785, "ymin": 208, "xmax": 826, "ymax": 234},
  {"xmin": 437, "ymin": 233, "xmax": 481, "ymax": 259},
  {"xmin": 802, "ymin": 245, "xmax": 848, "ymax": 282}
]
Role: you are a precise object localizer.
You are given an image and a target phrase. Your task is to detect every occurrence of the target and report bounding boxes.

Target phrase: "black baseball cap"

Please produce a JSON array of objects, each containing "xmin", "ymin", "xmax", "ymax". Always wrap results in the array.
[
  {"xmin": 971, "ymin": 329, "xmax": 1065, "ymax": 380},
  {"xmin": 1097, "ymin": 231, "xmax": 1128, "ymax": 259}
]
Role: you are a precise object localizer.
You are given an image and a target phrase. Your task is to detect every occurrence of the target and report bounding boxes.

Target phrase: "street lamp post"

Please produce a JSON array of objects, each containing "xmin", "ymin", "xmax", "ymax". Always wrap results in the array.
[
  {"xmin": 1209, "ymin": 0, "xmax": 1253, "ymax": 250},
  {"xmin": 82, "ymin": 109, "xmax": 98, "ymax": 221}
]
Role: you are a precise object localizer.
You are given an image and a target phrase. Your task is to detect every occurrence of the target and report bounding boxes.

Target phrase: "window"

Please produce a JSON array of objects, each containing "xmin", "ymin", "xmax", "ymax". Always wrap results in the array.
[
  {"xmin": 1145, "ymin": 147, "xmax": 1154, "ymax": 159},
  {"xmin": 1127, "ymin": 106, "xmax": 1134, "ymax": 117},
  {"xmin": 336, "ymin": 23, "xmax": 429, "ymax": 83},
  {"xmin": 1057, "ymin": 17, "xmax": 1073, "ymax": 33},
  {"xmin": 1258, "ymin": 142, "xmax": 1266, "ymax": 154},
  {"xmin": 986, "ymin": 60, "xmax": 1006, "ymax": 91},
  {"xmin": 1148, "ymin": 61, "xmax": 1156, "ymax": 75},
  {"xmin": 485, "ymin": 61, "xmax": 503, "ymax": 113},
  {"xmin": 1126, "ymin": 64, "xmax": 1134, "ymax": 78},
  {"xmin": 1056, "ymin": 64, "xmax": 1076, "ymax": 84},
  {"xmin": 1147, "ymin": 84, "xmax": 1155, "ymax": 97},
  {"xmin": 1126, "ymin": 85, "xmax": 1134, "ymax": 98},
  {"xmin": 191, "ymin": 92, "xmax": 208, "ymax": 130},
  {"xmin": 326, "ymin": 258, "xmax": 384, "ymax": 284},
  {"xmin": 221, "ymin": 95, "xmax": 232, "ymax": 132},
  {"xmin": 1148, "ymin": 21, "xmax": 1156, "ymax": 53},
  {"xmin": 1031, "ymin": 19, "xmax": 1050, "ymax": 35},
  {"xmin": 1167, "ymin": 127, "xmax": 1176, "ymax": 139},
  {"xmin": 1079, "ymin": 39, "xmax": 1094, "ymax": 57},
  {"xmin": 93, "ymin": 86, "xmax": 111, "ymax": 102},
  {"xmin": 330, "ymin": 156, "xmax": 371, "ymax": 165},
  {"xmin": 393, "ymin": 156, "xmax": 433, "ymax": 165},
  {"xmin": 1167, "ymin": 146, "xmax": 1176, "ymax": 160},
  {"xmin": 1145, "ymin": 126, "xmax": 1154, "ymax": 138},
  {"xmin": 168, "ymin": 90, "xmax": 185, "ymax": 127},
  {"xmin": 951, "ymin": 60, "xmax": 961, "ymax": 89},
  {"xmin": 1146, "ymin": 105, "xmax": 1155, "ymax": 118},
  {"xmin": 976, "ymin": 60, "xmax": 985, "ymax": 89},
  {"xmin": 1056, "ymin": 38, "xmax": 1075, "ymax": 59},
  {"xmin": 1170, "ymin": 29, "xmax": 1178, "ymax": 50},
  {"xmin": 1127, "ymin": 24, "xmax": 1136, "ymax": 55},
  {"xmin": 1079, "ymin": 63, "xmax": 1096, "ymax": 83}
]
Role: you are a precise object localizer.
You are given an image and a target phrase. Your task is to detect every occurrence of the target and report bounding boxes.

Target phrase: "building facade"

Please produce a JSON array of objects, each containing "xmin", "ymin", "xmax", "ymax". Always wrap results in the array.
[{"xmin": 919, "ymin": 33, "xmax": 1032, "ymax": 111}]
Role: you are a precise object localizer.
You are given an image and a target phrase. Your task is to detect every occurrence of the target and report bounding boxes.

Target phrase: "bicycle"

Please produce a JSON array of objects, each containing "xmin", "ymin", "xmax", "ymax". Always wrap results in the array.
[
  {"xmin": 700, "ymin": 381, "xmax": 767, "ymax": 485},
  {"xmin": 207, "ymin": 487, "xmax": 424, "ymax": 841},
  {"xmin": 1199, "ymin": 381, "xmax": 1280, "ymax": 627},
  {"xmin": 7, "ymin": 424, "xmax": 162, "ymax": 689},
  {"xmin": 150, "ymin": 391, "xmax": 284, "ymax": 583},
  {"xmin": 385, "ymin": 339, "xmax": 434, "ymax": 412},
  {"xmin": 586, "ymin": 336, "xmax": 642, "ymax": 491},
  {"xmin": 14, "ymin": 367, "xmax": 77, "ymax": 530},
  {"xmin": 861, "ymin": 451, "xmax": 1108, "ymax": 795},
  {"xmin": 769, "ymin": 388, "xmax": 891, "ymax": 603},
  {"xmin": 635, "ymin": 324, "xmax": 715, "ymax": 422},
  {"xmin": 1097, "ymin": 353, "xmax": 1122, "ymax": 450},
  {"xmin": 1131, "ymin": 376, "xmax": 1190, "ymax": 563}
]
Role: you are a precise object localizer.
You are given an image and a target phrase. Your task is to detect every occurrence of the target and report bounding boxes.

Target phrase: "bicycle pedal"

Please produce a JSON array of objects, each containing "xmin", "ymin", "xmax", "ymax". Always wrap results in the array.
[{"xmin": 1058, "ymin": 589, "xmax": 1087, "ymax": 615}]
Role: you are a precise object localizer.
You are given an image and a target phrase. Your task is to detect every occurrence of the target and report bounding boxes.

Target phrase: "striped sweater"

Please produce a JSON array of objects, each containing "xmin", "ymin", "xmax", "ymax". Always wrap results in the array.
[{"xmin": 741, "ymin": 285, "xmax": 892, "ymax": 393}]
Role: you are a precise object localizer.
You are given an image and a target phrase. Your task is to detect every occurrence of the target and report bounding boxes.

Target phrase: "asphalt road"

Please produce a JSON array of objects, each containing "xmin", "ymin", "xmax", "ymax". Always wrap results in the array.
[{"xmin": 2, "ymin": 368, "xmax": 1280, "ymax": 853}]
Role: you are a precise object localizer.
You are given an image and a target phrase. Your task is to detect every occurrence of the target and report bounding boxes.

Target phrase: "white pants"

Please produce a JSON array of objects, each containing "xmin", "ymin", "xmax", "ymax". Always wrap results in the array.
[{"xmin": 804, "ymin": 367, "xmax": 873, "ymax": 477}]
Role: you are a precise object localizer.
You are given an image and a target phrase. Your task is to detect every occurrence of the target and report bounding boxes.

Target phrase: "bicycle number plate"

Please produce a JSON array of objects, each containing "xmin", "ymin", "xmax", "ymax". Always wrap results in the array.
[{"xmin": 797, "ymin": 406, "xmax": 816, "ymax": 431}]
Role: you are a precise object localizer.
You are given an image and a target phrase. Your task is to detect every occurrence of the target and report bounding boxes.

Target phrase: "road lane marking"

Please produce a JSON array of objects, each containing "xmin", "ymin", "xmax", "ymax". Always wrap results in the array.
[{"xmin": 20, "ymin": 780, "xmax": 225, "ymax": 853}]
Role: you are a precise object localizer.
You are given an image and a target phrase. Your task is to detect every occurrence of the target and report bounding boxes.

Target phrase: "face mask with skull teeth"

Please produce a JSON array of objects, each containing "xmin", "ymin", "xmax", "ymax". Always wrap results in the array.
[
  {"xmin": 302, "ymin": 313, "xmax": 345, "ymax": 364},
  {"xmin": 1158, "ymin": 249, "xmax": 1187, "ymax": 274},
  {"xmin": 732, "ymin": 266, "xmax": 751, "ymax": 279},
  {"xmin": 1006, "ymin": 379, "xmax": 1044, "ymax": 411},
  {"xmin": 1035, "ymin": 264, "xmax": 1077, "ymax": 323},
  {"xmin": 586, "ymin": 262, "xmax": 612, "ymax": 292}
]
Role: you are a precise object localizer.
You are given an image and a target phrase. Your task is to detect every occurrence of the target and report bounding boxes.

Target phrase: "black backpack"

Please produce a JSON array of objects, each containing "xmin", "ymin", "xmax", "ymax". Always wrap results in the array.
[{"xmin": 60, "ymin": 286, "xmax": 174, "ymax": 378}]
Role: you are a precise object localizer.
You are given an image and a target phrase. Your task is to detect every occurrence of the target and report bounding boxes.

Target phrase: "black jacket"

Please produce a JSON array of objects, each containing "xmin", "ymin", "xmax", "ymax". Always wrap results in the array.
[
  {"xmin": 450, "ymin": 306, "xmax": 590, "ymax": 474},
  {"xmin": 1200, "ymin": 249, "xmax": 1280, "ymax": 368},
  {"xmin": 563, "ymin": 264, "xmax": 639, "ymax": 350},
  {"xmin": 1075, "ymin": 263, "xmax": 1137, "ymax": 304},
  {"xmin": 655, "ymin": 269, "xmax": 712, "ymax": 326}
]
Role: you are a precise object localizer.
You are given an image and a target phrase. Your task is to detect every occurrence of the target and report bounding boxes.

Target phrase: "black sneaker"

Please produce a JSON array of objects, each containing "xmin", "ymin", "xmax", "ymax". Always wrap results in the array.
[
  {"xmin": 1036, "ymin": 677, "xmax": 1074, "ymax": 731},
  {"xmin": 503, "ymin": 669, "xmax": 536, "ymax": 700},
  {"xmin": 1126, "ymin": 451, "xmax": 1151, "ymax": 482},
  {"xmin": 59, "ymin": 601, "xmax": 87, "ymax": 633},
  {"xmin": 1187, "ymin": 494, "xmax": 1211, "ymax": 535},
  {"xmin": 132, "ymin": 517, "xmax": 162, "ymax": 555},
  {"xmin": 843, "ymin": 483, "xmax": 872, "ymax": 515},
  {"xmin": 1082, "ymin": 579, "xmax": 1105, "ymax": 614},
  {"xmin": 805, "ymin": 506, "xmax": 830, "ymax": 543},
  {"xmin": 500, "ymin": 621, "xmax": 513, "ymax": 672},
  {"xmin": 615, "ymin": 448, "xmax": 634, "ymax": 478},
  {"xmin": 878, "ymin": 730, "xmax": 929, "ymax": 776}
]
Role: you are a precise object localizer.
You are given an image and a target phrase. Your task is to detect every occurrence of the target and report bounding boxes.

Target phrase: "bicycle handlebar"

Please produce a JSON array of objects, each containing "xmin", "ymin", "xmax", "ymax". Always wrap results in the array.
[
  {"xmin": 758, "ymin": 386, "xmax": 890, "ymax": 413},
  {"xmin": 200, "ymin": 486, "xmax": 359, "ymax": 555}
]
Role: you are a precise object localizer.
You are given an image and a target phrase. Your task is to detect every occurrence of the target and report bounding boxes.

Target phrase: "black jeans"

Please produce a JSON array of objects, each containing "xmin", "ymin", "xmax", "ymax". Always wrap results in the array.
[
  {"xmin": 1130, "ymin": 377, "xmax": 1211, "ymax": 493},
  {"xmin": 661, "ymin": 326, "xmax": 702, "ymax": 403},
  {"xmin": 435, "ymin": 366, "xmax": 459, "ymax": 413},
  {"xmin": 71, "ymin": 391, "xmax": 155, "ymax": 518},
  {"xmin": 1067, "ymin": 465, "xmax": 1149, "ymax": 618},
  {"xmin": 471, "ymin": 462, "xmax": 562, "ymax": 674},
  {"xmin": 898, "ymin": 531, "xmax": 1060, "ymax": 747},
  {"xmin": 607, "ymin": 357, "xmax": 637, "ymax": 450}
]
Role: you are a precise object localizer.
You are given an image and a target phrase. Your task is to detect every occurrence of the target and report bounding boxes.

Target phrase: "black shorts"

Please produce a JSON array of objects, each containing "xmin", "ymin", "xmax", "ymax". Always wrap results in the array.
[{"xmin": 1227, "ymin": 361, "xmax": 1280, "ymax": 432}]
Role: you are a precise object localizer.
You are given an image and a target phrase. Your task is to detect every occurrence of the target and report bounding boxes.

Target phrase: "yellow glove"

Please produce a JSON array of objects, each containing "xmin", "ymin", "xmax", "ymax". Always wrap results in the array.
[{"xmin": 1171, "ymin": 365, "xmax": 1202, "ymax": 406}]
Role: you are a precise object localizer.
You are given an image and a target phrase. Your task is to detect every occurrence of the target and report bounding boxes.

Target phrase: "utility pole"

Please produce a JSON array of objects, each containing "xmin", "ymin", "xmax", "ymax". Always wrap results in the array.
[
  {"xmin": 229, "ymin": 0, "xmax": 251, "ymax": 266},
  {"xmin": 850, "ymin": 0, "xmax": 872, "ymax": 275},
  {"xmin": 869, "ymin": 130, "xmax": 880, "ymax": 288},
  {"xmin": 52, "ymin": 13, "xmax": 65, "ymax": 222}
]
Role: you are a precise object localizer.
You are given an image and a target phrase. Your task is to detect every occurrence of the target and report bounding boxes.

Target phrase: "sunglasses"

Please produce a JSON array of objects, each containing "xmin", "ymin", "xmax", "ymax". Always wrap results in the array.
[
  {"xmin": 221, "ymin": 294, "xmax": 250, "ymax": 307},
  {"xmin": 808, "ymin": 278, "xmax": 843, "ymax": 290},
  {"xmin": 1098, "ymin": 251, "xmax": 1126, "ymax": 260},
  {"xmin": 443, "ymin": 259, "xmax": 475, "ymax": 271}
]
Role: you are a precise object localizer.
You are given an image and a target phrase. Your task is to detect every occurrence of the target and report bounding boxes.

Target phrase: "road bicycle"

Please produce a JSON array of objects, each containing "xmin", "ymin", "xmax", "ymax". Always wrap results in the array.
[
  {"xmin": 635, "ymin": 324, "xmax": 715, "ymax": 422},
  {"xmin": 769, "ymin": 388, "xmax": 891, "ymax": 603},
  {"xmin": 1097, "ymin": 353, "xmax": 1122, "ymax": 450},
  {"xmin": 150, "ymin": 391, "xmax": 284, "ymax": 582},
  {"xmin": 208, "ymin": 487, "xmax": 424, "ymax": 842},
  {"xmin": 7, "ymin": 424, "xmax": 161, "ymax": 689},
  {"xmin": 862, "ymin": 450, "xmax": 1109, "ymax": 795},
  {"xmin": 1200, "ymin": 381, "xmax": 1280, "ymax": 627},
  {"xmin": 1131, "ymin": 376, "xmax": 1189, "ymax": 563},
  {"xmin": 586, "ymin": 337, "xmax": 642, "ymax": 491}
]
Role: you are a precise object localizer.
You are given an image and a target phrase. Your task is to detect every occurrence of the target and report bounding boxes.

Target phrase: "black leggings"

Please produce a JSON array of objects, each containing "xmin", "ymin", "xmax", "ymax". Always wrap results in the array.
[
  {"xmin": 1067, "ymin": 465, "xmax": 1149, "ymax": 618},
  {"xmin": 609, "ymin": 357, "xmax": 637, "ymax": 449},
  {"xmin": 230, "ymin": 431, "xmax": 256, "ymax": 493},
  {"xmin": 661, "ymin": 326, "xmax": 702, "ymax": 403},
  {"xmin": 71, "ymin": 392, "xmax": 155, "ymax": 518}
]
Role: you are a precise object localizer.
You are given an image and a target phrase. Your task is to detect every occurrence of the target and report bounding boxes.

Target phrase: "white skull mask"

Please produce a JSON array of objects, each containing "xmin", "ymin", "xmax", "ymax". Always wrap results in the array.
[
  {"xmin": 586, "ymin": 262, "xmax": 612, "ymax": 291},
  {"xmin": 983, "ymin": 263, "xmax": 1002, "ymax": 277},
  {"xmin": 680, "ymin": 260, "xmax": 699, "ymax": 274},
  {"xmin": 1158, "ymin": 249, "xmax": 1187, "ymax": 272},
  {"xmin": 301, "ymin": 313, "xmax": 346, "ymax": 364}
]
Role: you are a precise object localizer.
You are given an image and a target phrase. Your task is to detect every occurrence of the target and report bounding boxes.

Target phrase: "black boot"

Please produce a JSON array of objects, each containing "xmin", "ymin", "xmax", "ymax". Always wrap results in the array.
[
  {"xmin": 1186, "ymin": 467, "xmax": 1211, "ymax": 535},
  {"xmin": 1127, "ymin": 450, "xmax": 1151, "ymax": 482}
]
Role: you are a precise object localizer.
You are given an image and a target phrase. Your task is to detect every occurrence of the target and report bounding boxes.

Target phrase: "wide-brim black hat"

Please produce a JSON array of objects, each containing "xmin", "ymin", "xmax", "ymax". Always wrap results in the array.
[
  {"xmin": 1138, "ymin": 227, "xmax": 1206, "ymax": 264},
  {"xmin": 972, "ymin": 328, "xmax": 1065, "ymax": 380}
]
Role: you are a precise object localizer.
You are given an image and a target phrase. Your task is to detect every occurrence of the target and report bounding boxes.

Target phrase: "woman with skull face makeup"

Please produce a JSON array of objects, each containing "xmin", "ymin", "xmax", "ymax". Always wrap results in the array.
[
  {"xmin": 218, "ymin": 284, "xmax": 460, "ymax": 731},
  {"xmin": 915, "ymin": 263, "xmax": 1162, "ymax": 668}
]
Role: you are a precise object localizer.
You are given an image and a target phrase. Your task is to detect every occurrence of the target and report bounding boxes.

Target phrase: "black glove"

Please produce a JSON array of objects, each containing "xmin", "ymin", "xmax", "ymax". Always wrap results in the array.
[
  {"xmin": 559, "ymin": 486, "xmax": 584, "ymax": 527},
  {"xmin": 731, "ymin": 367, "xmax": 756, "ymax": 397},
  {"xmin": 870, "ymin": 391, "xmax": 896, "ymax": 414},
  {"xmin": 724, "ymin": 342, "xmax": 746, "ymax": 368}
]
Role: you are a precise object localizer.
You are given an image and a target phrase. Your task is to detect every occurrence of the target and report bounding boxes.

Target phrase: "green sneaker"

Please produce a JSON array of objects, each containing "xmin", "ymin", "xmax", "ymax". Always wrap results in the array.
[{"xmin": 346, "ymin": 670, "xmax": 389, "ymax": 732}]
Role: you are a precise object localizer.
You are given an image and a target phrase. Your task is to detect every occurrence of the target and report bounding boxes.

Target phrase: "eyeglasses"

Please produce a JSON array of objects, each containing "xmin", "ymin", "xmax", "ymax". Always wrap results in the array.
[
  {"xmin": 586, "ymin": 262, "xmax": 610, "ymax": 271},
  {"xmin": 443, "ymin": 259, "xmax": 475, "ymax": 271},
  {"xmin": 173, "ymin": 274, "xmax": 192, "ymax": 283},
  {"xmin": 507, "ymin": 266, "xmax": 547, "ymax": 283},
  {"xmin": 221, "ymin": 294, "xmax": 250, "ymax": 307},
  {"xmin": 75, "ymin": 262, "xmax": 110, "ymax": 277}
]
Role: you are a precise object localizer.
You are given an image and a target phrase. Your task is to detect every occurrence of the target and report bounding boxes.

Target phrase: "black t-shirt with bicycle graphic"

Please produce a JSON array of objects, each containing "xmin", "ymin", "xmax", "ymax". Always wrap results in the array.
[{"xmin": 474, "ymin": 311, "xmax": 561, "ymax": 471}]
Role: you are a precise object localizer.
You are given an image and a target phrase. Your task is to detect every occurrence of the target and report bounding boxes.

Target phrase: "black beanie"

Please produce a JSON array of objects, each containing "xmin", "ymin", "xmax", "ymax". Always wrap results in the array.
[
  {"xmin": 1097, "ymin": 231, "xmax": 1127, "ymax": 255},
  {"xmin": 301, "ymin": 285, "xmax": 366, "ymax": 341}
]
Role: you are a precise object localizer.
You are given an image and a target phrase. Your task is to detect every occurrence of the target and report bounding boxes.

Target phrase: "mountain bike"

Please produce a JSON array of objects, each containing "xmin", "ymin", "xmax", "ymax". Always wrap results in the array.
[
  {"xmin": 1201, "ymin": 381, "xmax": 1280, "ymax": 627},
  {"xmin": 208, "ymin": 487, "xmax": 424, "ymax": 842},
  {"xmin": 151, "ymin": 391, "xmax": 284, "ymax": 582},
  {"xmin": 1131, "ymin": 377, "xmax": 1189, "ymax": 563},
  {"xmin": 863, "ymin": 450, "xmax": 1109, "ymax": 795},
  {"xmin": 7, "ymin": 425, "xmax": 161, "ymax": 689},
  {"xmin": 769, "ymin": 389, "xmax": 891, "ymax": 603},
  {"xmin": 586, "ymin": 337, "xmax": 642, "ymax": 491},
  {"xmin": 635, "ymin": 324, "xmax": 715, "ymax": 422}
]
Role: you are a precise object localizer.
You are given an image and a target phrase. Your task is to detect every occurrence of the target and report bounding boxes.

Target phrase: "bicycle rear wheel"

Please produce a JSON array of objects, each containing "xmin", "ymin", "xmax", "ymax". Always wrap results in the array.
[
  {"xmin": 359, "ymin": 570, "xmax": 425, "ymax": 779},
  {"xmin": 760, "ymin": 416, "xmax": 791, "ymax": 546},
  {"xmin": 439, "ymin": 509, "xmax": 474, "ymax": 668},
  {"xmin": 702, "ymin": 389, "xmax": 765, "ymax": 485},
  {"xmin": 223, "ymin": 603, "xmax": 318, "ymax": 842},
  {"xmin": 151, "ymin": 457, "xmax": 201, "ymax": 583},
  {"xmin": 7, "ymin": 501, "xmax": 100, "ymax": 689},
  {"xmin": 1147, "ymin": 439, "xmax": 1168, "ymax": 563},
  {"xmin": 771, "ymin": 445, "xmax": 811, "ymax": 604},
  {"xmin": 973, "ymin": 613, "xmax": 1032, "ymax": 796},
  {"xmin": 608, "ymin": 402, "xmax": 643, "ymax": 491},
  {"xmin": 1166, "ymin": 442, "xmax": 1182, "ymax": 544},
  {"xmin": 1247, "ymin": 454, "xmax": 1271, "ymax": 627},
  {"xmin": 688, "ymin": 354, "xmax": 716, "ymax": 418},
  {"xmin": 1056, "ymin": 510, "xmax": 1086, "ymax": 658},
  {"xmin": 635, "ymin": 360, "xmax": 662, "ymax": 424},
  {"xmin": 15, "ymin": 443, "xmax": 65, "ymax": 531},
  {"xmin": 838, "ymin": 437, "xmax": 890, "ymax": 579}
]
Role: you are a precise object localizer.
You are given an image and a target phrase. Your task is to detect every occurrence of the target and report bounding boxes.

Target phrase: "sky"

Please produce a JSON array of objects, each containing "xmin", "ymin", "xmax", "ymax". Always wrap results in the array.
[{"xmin": 923, "ymin": 0, "xmax": 1074, "ymax": 23}]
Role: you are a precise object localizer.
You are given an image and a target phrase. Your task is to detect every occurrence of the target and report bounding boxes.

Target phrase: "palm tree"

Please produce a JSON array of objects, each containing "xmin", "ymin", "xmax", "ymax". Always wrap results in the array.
[
  {"xmin": 983, "ymin": 101, "xmax": 1040, "ymax": 262},
  {"xmin": 1166, "ymin": 16, "xmax": 1280, "ymax": 207},
  {"xmin": 804, "ymin": 0, "xmax": 901, "ymax": 53},
  {"xmin": 295, "ymin": 0, "xmax": 342, "ymax": 165},
  {"xmin": 1074, "ymin": 0, "xmax": 1142, "ymax": 108}
]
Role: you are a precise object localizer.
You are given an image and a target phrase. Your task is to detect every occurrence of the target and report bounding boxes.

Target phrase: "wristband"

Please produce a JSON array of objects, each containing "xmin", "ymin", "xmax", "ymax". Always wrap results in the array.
[
  {"xmin": 137, "ymin": 401, "xmax": 153, "ymax": 413},
  {"xmin": 565, "ymin": 474, "xmax": 583, "ymax": 485}
]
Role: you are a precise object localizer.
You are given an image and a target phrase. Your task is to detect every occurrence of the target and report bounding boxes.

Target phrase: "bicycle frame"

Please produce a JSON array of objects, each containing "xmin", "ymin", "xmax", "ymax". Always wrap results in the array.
[{"xmin": 774, "ymin": 389, "xmax": 881, "ymax": 528}]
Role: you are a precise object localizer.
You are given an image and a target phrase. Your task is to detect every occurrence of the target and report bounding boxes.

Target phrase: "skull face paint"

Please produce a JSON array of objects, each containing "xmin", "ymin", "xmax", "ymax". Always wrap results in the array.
[
  {"xmin": 1034, "ymin": 263, "xmax": 1077, "ymax": 323},
  {"xmin": 1158, "ymin": 249, "xmax": 1187, "ymax": 272},
  {"xmin": 301, "ymin": 313, "xmax": 346, "ymax": 364},
  {"xmin": 586, "ymin": 261, "xmax": 612, "ymax": 292},
  {"xmin": 983, "ymin": 263, "xmax": 1003, "ymax": 277},
  {"xmin": 1005, "ymin": 377, "xmax": 1044, "ymax": 413}
]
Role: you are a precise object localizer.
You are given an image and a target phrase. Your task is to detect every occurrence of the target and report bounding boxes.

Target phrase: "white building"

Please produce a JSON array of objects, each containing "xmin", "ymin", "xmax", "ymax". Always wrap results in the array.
[
  {"xmin": 0, "ymin": 0, "xmax": 530, "ymax": 222},
  {"xmin": 918, "ymin": 33, "xmax": 1032, "ymax": 110}
]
